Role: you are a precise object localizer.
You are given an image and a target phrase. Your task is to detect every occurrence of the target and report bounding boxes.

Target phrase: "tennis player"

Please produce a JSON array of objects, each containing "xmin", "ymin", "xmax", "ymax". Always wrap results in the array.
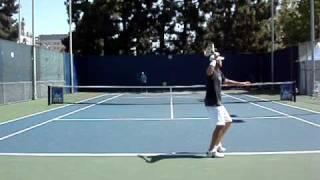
[
  {"xmin": 139, "ymin": 72, "xmax": 147, "ymax": 92},
  {"xmin": 205, "ymin": 52, "xmax": 250, "ymax": 158},
  {"xmin": 140, "ymin": 72, "xmax": 147, "ymax": 85}
]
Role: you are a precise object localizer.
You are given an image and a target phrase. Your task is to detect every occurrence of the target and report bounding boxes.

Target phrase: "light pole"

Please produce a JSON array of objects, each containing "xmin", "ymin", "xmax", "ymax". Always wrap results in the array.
[
  {"xmin": 310, "ymin": 0, "xmax": 316, "ymax": 95},
  {"xmin": 32, "ymin": 0, "xmax": 37, "ymax": 100},
  {"xmin": 69, "ymin": 0, "xmax": 74, "ymax": 93},
  {"xmin": 271, "ymin": 0, "xmax": 275, "ymax": 83},
  {"xmin": 18, "ymin": 0, "xmax": 21, "ymax": 43}
]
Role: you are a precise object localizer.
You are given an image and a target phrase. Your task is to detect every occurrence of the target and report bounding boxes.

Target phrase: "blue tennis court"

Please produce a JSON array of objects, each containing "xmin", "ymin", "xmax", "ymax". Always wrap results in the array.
[{"xmin": 0, "ymin": 92, "xmax": 319, "ymax": 156}]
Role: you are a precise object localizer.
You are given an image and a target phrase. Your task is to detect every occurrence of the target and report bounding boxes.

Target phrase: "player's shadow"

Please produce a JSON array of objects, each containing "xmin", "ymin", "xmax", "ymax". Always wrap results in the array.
[
  {"xmin": 138, "ymin": 153, "xmax": 207, "ymax": 163},
  {"xmin": 230, "ymin": 115, "xmax": 245, "ymax": 123}
]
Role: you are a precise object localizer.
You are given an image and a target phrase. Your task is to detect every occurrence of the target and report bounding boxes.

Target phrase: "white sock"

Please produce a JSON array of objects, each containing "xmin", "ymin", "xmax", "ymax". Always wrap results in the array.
[{"xmin": 210, "ymin": 145, "xmax": 219, "ymax": 152}]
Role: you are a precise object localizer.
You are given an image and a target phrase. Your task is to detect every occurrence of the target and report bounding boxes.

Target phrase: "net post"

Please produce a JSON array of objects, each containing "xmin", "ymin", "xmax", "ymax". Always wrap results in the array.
[
  {"xmin": 48, "ymin": 85, "xmax": 52, "ymax": 105},
  {"xmin": 293, "ymin": 81, "xmax": 297, "ymax": 102}
]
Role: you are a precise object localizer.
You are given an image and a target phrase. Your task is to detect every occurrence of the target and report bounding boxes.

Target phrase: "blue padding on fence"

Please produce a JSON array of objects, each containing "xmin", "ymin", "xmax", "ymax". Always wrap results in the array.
[
  {"xmin": 74, "ymin": 47, "xmax": 298, "ymax": 86},
  {"xmin": 64, "ymin": 53, "xmax": 78, "ymax": 90}
]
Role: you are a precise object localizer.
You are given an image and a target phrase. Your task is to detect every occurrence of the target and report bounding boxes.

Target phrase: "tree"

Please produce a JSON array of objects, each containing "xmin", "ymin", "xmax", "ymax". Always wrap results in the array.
[
  {"xmin": 0, "ymin": 0, "xmax": 18, "ymax": 41},
  {"xmin": 173, "ymin": 0, "xmax": 206, "ymax": 54},
  {"xmin": 63, "ymin": 0, "xmax": 92, "ymax": 53},
  {"xmin": 63, "ymin": 0, "xmax": 275, "ymax": 55},
  {"xmin": 204, "ymin": 0, "xmax": 271, "ymax": 53},
  {"xmin": 278, "ymin": 0, "xmax": 308, "ymax": 46},
  {"xmin": 278, "ymin": 0, "xmax": 320, "ymax": 46},
  {"xmin": 116, "ymin": 0, "xmax": 154, "ymax": 55}
]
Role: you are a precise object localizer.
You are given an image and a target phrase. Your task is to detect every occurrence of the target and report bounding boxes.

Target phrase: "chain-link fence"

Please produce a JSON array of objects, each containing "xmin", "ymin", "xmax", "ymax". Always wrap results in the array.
[
  {"xmin": 36, "ymin": 48, "xmax": 65, "ymax": 98},
  {"xmin": 298, "ymin": 61, "xmax": 320, "ymax": 95},
  {"xmin": 0, "ymin": 39, "xmax": 66, "ymax": 104},
  {"xmin": 298, "ymin": 41, "xmax": 320, "ymax": 95}
]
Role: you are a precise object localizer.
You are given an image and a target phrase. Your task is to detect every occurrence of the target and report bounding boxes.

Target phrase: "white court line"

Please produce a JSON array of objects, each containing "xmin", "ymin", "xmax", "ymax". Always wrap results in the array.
[
  {"xmin": 233, "ymin": 116, "xmax": 288, "ymax": 120},
  {"xmin": 52, "ymin": 94, "xmax": 123, "ymax": 121},
  {"xmin": 120, "ymin": 96, "xmax": 170, "ymax": 99},
  {"xmin": 0, "ymin": 93, "xmax": 109, "ymax": 126},
  {"xmin": 224, "ymin": 93, "xmax": 320, "ymax": 128},
  {"xmin": 58, "ymin": 117, "xmax": 208, "ymax": 121},
  {"xmin": 0, "ymin": 94, "xmax": 124, "ymax": 141},
  {"xmin": 226, "ymin": 150, "xmax": 320, "ymax": 156},
  {"xmin": 56, "ymin": 116, "xmax": 288, "ymax": 121},
  {"xmin": 123, "ymin": 96, "xmax": 202, "ymax": 99},
  {"xmin": 170, "ymin": 94, "xmax": 174, "ymax": 119},
  {"xmin": 0, "ymin": 120, "xmax": 56, "ymax": 141},
  {"xmin": 245, "ymin": 94, "xmax": 320, "ymax": 114},
  {"xmin": 0, "ymin": 150, "xmax": 319, "ymax": 157},
  {"xmin": 174, "ymin": 96, "xmax": 202, "ymax": 98}
]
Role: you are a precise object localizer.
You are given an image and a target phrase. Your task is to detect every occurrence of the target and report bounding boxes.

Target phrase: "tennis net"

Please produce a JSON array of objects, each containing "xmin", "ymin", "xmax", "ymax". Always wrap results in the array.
[{"xmin": 48, "ymin": 81, "xmax": 296, "ymax": 105}]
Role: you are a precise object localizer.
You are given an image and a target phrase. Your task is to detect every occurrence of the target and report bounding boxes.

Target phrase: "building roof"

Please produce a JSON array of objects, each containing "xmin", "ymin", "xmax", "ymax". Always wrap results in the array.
[{"xmin": 39, "ymin": 34, "xmax": 68, "ymax": 41}]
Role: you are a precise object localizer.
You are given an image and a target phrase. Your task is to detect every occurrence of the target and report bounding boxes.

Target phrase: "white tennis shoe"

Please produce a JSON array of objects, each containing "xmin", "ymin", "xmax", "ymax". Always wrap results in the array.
[
  {"xmin": 217, "ymin": 145, "xmax": 226, "ymax": 153},
  {"xmin": 207, "ymin": 151, "xmax": 225, "ymax": 158}
]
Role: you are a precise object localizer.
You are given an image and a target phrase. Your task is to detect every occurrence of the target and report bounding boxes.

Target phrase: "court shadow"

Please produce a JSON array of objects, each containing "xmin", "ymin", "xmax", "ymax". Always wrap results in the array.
[
  {"xmin": 232, "ymin": 119, "xmax": 245, "ymax": 123},
  {"xmin": 138, "ymin": 153, "xmax": 207, "ymax": 163},
  {"xmin": 230, "ymin": 115, "xmax": 245, "ymax": 123}
]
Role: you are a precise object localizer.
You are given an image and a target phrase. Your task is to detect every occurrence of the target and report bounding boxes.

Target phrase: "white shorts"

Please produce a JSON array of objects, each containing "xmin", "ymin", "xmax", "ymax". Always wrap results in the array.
[{"xmin": 206, "ymin": 105, "xmax": 232, "ymax": 126}]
